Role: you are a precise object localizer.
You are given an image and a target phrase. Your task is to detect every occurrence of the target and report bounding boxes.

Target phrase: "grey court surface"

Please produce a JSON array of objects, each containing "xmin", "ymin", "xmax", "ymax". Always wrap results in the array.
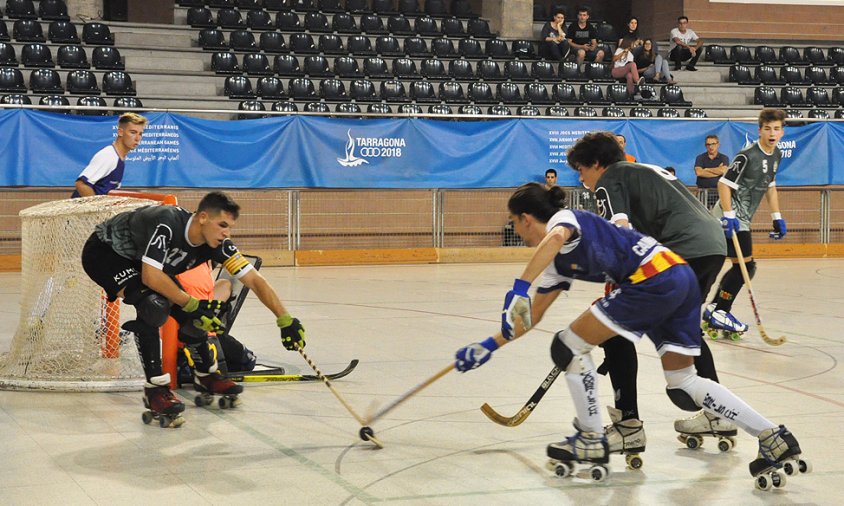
[{"xmin": 0, "ymin": 258, "xmax": 841, "ymax": 505}]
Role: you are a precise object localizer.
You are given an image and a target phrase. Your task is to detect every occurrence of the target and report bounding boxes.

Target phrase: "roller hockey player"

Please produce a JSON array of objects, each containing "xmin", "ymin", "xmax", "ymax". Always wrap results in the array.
[
  {"xmin": 82, "ymin": 191, "xmax": 307, "ymax": 427},
  {"xmin": 708, "ymin": 109, "xmax": 788, "ymax": 340},
  {"xmin": 454, "ymin": 183, "xmax": 808, "ymax": 488}
]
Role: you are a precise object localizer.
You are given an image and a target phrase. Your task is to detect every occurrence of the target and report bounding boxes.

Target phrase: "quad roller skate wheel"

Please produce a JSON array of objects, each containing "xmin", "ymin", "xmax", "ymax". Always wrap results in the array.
[
  {"xmin": 680, "ymin": 434, "xmax": 704, "ymax": 449},
  {"xmin": 142, "ymin": 411, "xmax": 153, "ymax": 425},
  {"xmin": 547, "ymin": 460, "xmax": 574, "ymax": 478},
  {"xmin": 194, "ymin": 393, "xmax": 213, "ymax": 407},
  {"xmin": 717, "ymin": 436, "xmax": 736, "ymax": 452},
  {"xmin": 625, "ymin": 453, "xmax": 643, "ymax": 470},
  {"xmin": 218, "ymin": 395, "xmax": 241, "ymax": 409},
  {"xmin": 755, "ymin": 471, "xmax": 786, "ymax": 491},
  {"xmin": 783, "ymin": 459, "xmax": 811, "ymax": 476},
  {"xmin": 590, "ymin": 465, "xmax": 608, "ymax": 482}
]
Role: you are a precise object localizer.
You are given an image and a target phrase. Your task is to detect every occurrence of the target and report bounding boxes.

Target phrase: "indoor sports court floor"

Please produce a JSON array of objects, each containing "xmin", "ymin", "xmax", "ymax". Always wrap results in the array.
[{"xmin": 0, "ymin": 258, "xmax": 841, "ymax": 505}]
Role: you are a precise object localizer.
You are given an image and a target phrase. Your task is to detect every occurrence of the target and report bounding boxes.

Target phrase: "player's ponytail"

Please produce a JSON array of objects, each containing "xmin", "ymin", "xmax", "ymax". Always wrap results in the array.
[{"xmin": 508, "ymin": 182, "xmax": 567, "ymax": 223}]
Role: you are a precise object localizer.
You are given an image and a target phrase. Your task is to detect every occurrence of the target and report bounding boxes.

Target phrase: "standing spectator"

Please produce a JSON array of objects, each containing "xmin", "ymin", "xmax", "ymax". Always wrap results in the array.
[
  {"xmin": 566, "ymin": 7, "xmax": 605, "ymax": 68},
  {"xmin": 694, "ymin": 135, "xmax": 730, "ymax": 209},
  {"xmin": 614, "ymin": 134, "xmax": 637, "ymax": 162},
  {"xmin": 669, "ymin": 15, "xmax": 703, "ymax": 71},
  {"xmin": 71, "ymin": 113, "xmax": 147, "ymax": 198},
  {"xmin": 544, "ymin": 168, "xmax": 558, "ymax": 189},
  {"xmin": 617, "ymin": 17, "xmax": 643, "ymax": 58},
  {"xmin": 540, "ymin": 10, "xmax": 570, "ymax": 61},
  {"xmin": 611, "ymin": 42, "xmax": 644, "ymax": 98},
  {"xmin": 636, "ymin": 39, "xmax": 674, "ymax": 84}
]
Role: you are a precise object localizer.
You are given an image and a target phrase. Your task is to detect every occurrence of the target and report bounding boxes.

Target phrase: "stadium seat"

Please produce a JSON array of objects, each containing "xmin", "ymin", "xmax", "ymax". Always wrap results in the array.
[
  {"xmin": 225, "ymin": 75, "xmax": 255, "ymax": 98},
  {"xmin": 828, "ymin": 47, "xmax": 844, "ymax": 65},
  {"xmin": 288, "ymin": 33, "xmax": 317, "ymax": 53},
  {"xmin": 319, "ymin": 0, "xmax": 345, "ymax": 13},
  {"xmin": 429, "ymin": 104, "xmax": 453, "ymax": 115},
  {"xmin": 257, "ymin": 76, "xmax": 285, "ymax": 99},
  {"xmin": 230, "ymin": 30, "xmax": 259, "ymax": 52},
  {"xmin": 420, "ymin": 58, "xmax": 446, "ymax": 79},
  {"xmin": 439, "ymin": 80, "xmax": 467, "ymax": 103},
  {"xmin": 753, "ymin": 86, "xmax": 782, "ymax": 107},
  {"xmin": 66, "ymin": 69, "xmax": 99, "ymax": 94},
  {"xmin": 546, "ymin": 105, "xmax": 569, "ymax": 117},
  {"xmin": 637, "ymin": 84, "xmax": 661, "ymax": 104},
  {"xmin": 705, "ymin": 44, "xmax": 729, "ymax": 64},
  {"xmin": 531, "ymin": 61, "xmax": 556, "ymax": 81},
  {"xmin": 803, "ymin": 47, "xmax": 826, "ymax": 66},
  {"xmin": 485, "ymin": 38, "xmax": 509, "ymax": 59},
  {"xmin": 511, "ymin": 40, "xmax": 536, "ymax": 59},
  {"xmin": 685, "ymin": 108, "xmax": 707, "ymax": 118},
  {"xmin": 629, "ymin": 107, "xmax": 652, "ymax": 118},
  {"xmin": 0, "ymin": 22, "xmax": 9, "ymax": 42},
  {"xmin": 348, "ymin": 35, "xmax": 376, "ymax": 56},
  {"xmin": 92, "ymin": 46, "xmax": 124, "ymax": 70},
  {"xmin": 730, "ymin": 45, "xmax": 756, "ymax": 64},
  {"xmin": 388, "ymin": 15, "xmax": 414, "ymax": 35},
  {"xmin": 259, "ymin": 32, "xmax": 287, "ymax": 53},
  {"xmin": 804, "ymin": 66, "xmax": 828, "ymax": 85},
  {"xmin": 660, "ymin": 84, "xmax": 692, "ymax": 106},
  {"xmin": 305, "ymin": 12, "xmax": 330, "ymax": 32},
  {"xmin": 21, "ymin": 43, "xmax": 54, "ymax": 67},
  {"xmin": 288, "ymin": 76, "xmax": 316, "ymax": 99},
  {"xmin": 363, "ymin": 56, "xmax": 390, "ymax": 78},
  {"xmin": 397, "ymin": 103, "xmax": 421, "ymax": 114},
  {"xmin": 425, "ymin": 0, "xmax": 448, "ymax": 17},
  {"xmin": 779, "ymin": 46, "xmax": 803, "ymax": 65},
  {"xmin": 607, "ymin": 82, "xmax": 636, "ymax": 105},
  {"xmin": 524, "ymin": 82, "xmax": 551, "ymax": 104},
  {"xmin": 468, "ymin": 19, "xmax": 492, "ymax": 38},
  {"xmin": 404, "ymin": 36, "xmax": 429, "ymax": 57},
  {"xmin": 48, "ymin": 21, "xmax": 80, "ymax": 44},
  {"xmin": 467, "ymin": 81, "xmax": 494, "ymax": 103},
  {"xmin": 392, "ymin": 57, "xmax": 417, "ymax": 78},
  {"xmin": 263, "ymin": 0, "xmax": 287, "ymax": 11},
  {"xmin": 347, "ymin": 0, "xmax": 371, "ymax": 14},
  {"xmin": 335, "ymin": 102, "xmax": 362, "ymax": 115},
  {"xmin": 784, "ymin": 108, "xmax": 803, "ymax": 120},
  {"xmin": 458, "ymin": 104, "xmax": 482, "ymax": 116},
  {"xmin": 207, "ymin": 0, "xmax": 236, "ymax": 8},
  {"xmin": 836, "ymin": 109, "xmax": 844, "ymax": 119},
  {"xmin": 780, "ymin": 86, "xmax": 808, "ymax": 107},
  {"xmin": 302, "ymin": 55, "xmax": 332, "ymax": 77},
  {"xmin": 807, "ymin": 109, "xmax": 829, "ymax": 120},
  {"xmin": 57, "ymin": 45, "xmax": 89, "ymax": 69},
  {"xmin": 831, "ymin": 66, "xmax": 844, "ymax": 86},
  {"xmin": 276, "ymin": 12, "xmax": 303, "ymax": 31},
  {"xmin": 558, "ymin": 61, "xmax": 585, "ymax": 82},
  {"xmin": 657, "ymin": 107, "xmax": 679, "ymax": 118},
  {"xmin": 409, "ymin": 80, "xmax": 436, "ymax": 102},
  {"xmin": 780, "ymin": 65, "xmax": 807, "ymax": 85},
  {"xmin": 806, "ymin": 86, "xmax": 831, "ymax": 107},
  {"xmin": 39, "ymin": 0, "xmax": 70, "ymax": 21},
  {"xmin": 453, "ymin": 54, "xmax": 485, "ymax": 78},
  {"xmin": 574, "ymin": 106, "xmax": 597, "ymax": 117},
  {"xmin": 218, "ymin": 8, "xmax": 245, "ymax": 29},
  {"xmin": 381, "ymin": 79, "xmax": 408, "ymax": 101},
  {"xmin": 367, "ymin": 102, "xmax": 392, "ymax": 115},
  {"xmin": 332, "ymin": 13, "xmax": 359, "ymax": 34},
  {"xmin": 247, "ymin": 10, "xmax": 275, "ymax": 31},
  {"xmin": 399, "ymin": 0, "xmax": 421, "ymax": 16},
  {"xmin": 319, "ymin": 34, "xmax": 345, "ymax": 55},
  {"xmin": 349, "ymin": 78, "xmax": 378, "ymax": 101},
  {"xmin": 441, "ymin": 17, "xmax": 465, "ymax": 36},
  {"xmin": 243, "ymin": 53, "xmax": 273, "ymax": 76},
  {"xmin": 334, "ymin": 56, "xmax": 362, "ymax": 78},
  {"xmin": 291, "ymin": 0, "xmax": 317, "ymax": 11},
  {"xmin": 552, "ymin": 83, "xmax": 579, "ymax": 104},
  {"xmin": 602, "ymin": 106, "xmax": 624, "ymax": 117},
  {"xmin": 580, "ymin": 83, "xmax": 609, "ymax": 105},
  {"xmin": 728, "ymin": 64, "xmax": 759, "ymax": 85},
  {"xmin": 488, "ymin": 104, "xmax": 511, "ymax": 116},
  {"xmin": 237, "ymin": 100, "xmax": 268, "ymax": 120},
  {"xmin": 6, "ymin": 0, "xmax": 37, "ymax": 19},
  {"xmin": 755, "ymin": 64, "xmax": 784, "ymax": 85},
  {"xmin": 375, "ymin": 35, "xmax": 403, "ymax": 56},
  {"xmin": 755, "ymin": 45, "xmax": 777, "ymax": 64},
  {"xmin": 272, "ymin": 101, "xmax": 299, "ymax": 112},
  {"xmin": 38, "ymin": 94, "xmax": 69, "ymax": 109},
  {"xmin": 13, "ymin": 19, "xmax": 45, "ymax": 42},
  {"xmin": 29, "ymin": 68, "xmax": 62, "ymax": 93},
  {"xmin": 0, "ymin": 68, "xmax": 25, "ymax": 92},
  {"xmin": 505, "ymin": 60, "xmax": 531, "ymax": 81},
  {"xmin": 102, "ymin": 71, "xmax": 135, "ymax": 96},
  {"xmin": 0, "ymin": 93, "xmax": 31, "ymax": 104},
  {"xmin": 82, "ymin": 22, "xmax": 114, "ymax": 45},
  {"xmin": 517, "ymin": 105, "xmax": 540, "ymax": 116},
  {"xmin": 179, "ymin": 0, "xmax": 205, "ymax": 6},
  {"xmin": 459, "ymin": 38, "xmax": 484, "ymax": 59},
  {"xmin": 0, "ymin": 43, "xmax": 17, "ymax": 67},
  {"xmin": 585, "ymin": 62, "xmax": 612, "ymax": 82},
  {"xmin": 198, "ymin": 29, "xmax": 227, "ymax": 51},
  {"xmin": 361, "ymin": 14, "xmax": 388, "ymax": 34},
  {"xmin": 320, "ymin": 78, "xmax": 347, "ymax": 100},
  {"xmin": 431, "ymin": 38, "xmax": 455, "ymax": 58},
  {"xmin": 373, "ymin": 0, "xmax": 398, "ymax": 14},
  {"xmin": 496, "ymin": 82, "xmax": 524, "ymax": 103},
  {"xmin": 76, "ymin": 95, "xmax": 108, "ymax": 116}
]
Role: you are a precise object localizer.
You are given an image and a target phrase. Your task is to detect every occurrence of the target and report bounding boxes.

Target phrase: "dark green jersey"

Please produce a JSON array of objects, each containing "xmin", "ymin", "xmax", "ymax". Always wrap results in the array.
[
  {"xmin": 593, "ymin": 161, "xmax": 726, "ymax": 259},
  {"xmin": 712, "ymin": 141, "xmax": 781, "ymax": 230}
]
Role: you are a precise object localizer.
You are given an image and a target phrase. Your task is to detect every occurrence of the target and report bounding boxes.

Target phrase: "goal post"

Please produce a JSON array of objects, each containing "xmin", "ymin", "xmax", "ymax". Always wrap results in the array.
[{"xmin": 0, "ymin": 192, "xmax": 177, "ymax": 392}]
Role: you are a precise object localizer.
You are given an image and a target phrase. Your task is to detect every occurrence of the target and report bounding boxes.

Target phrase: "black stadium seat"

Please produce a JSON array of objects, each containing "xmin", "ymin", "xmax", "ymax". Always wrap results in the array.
[
  {"xmin": 347, "ymin": 0, "xmax": 371, "ymax": 14},
  {"xmin": 602, "ymin": 106, "xmax": 624, "ymax": 117},
  {"xmin": 439, "ymin": 80, "xmax": 467, "ymax": 103},
  {"xmin": 546, "ymin": 105, "xmax": 569, "ymax": 117},
  {"xmin": 6, "ymin": 0, "xmax": 37, "ymax": 19},
  {"xmin": 485, "ymin": 38, "xmax": 509, "ymax": 59},
  {"xmin": 288, "ymin": 77, "xmax": 316, "ymax": 99},
  {"xmin": 780, "ymin": 65, "xmax": 807, "ymax": 85},
  {"xmin": 531, "ymin": 61, "xmax": 556, "ymax": 81},
  {"xmin": 39, "ymin": 0, "xmax": 70, "ymax": 21},
  {"xmin": 420, "ymin": 58, "xmax": 446, "ymax": 79},
  {"xmin": 82, "ymin": 22, "xmax": 114, "ymax": 45},
  {"xmin": 388, "ymin": 15, "xmax": 414, "ymax": 35},
  {"xmin": 728, "ymin": 64, "xmax": 759, "ymax": 85},
  {"xmin": 580, "ymin": 83, "xmax": 609, "ymax": 105},
  {"xmin": 374, "ymin": 0, "xmax": 398, "ymax": 14},
  {"xmin": 574, "ymin": 106, "xmax": 597, "ymax": 117},
  {"xmin": 730, "ymin": 45, "xmax": 756, "ymax": 64},
  {"xmin": 806, "ymin": 86, "xmax": 831, "ymax": 107},
  {"xmin": 504, "ymin": 60, "xmax": 530, "ymax": 81},
  {"xmin": 660, "ymin": 84, "xmax": 691, "ymax": 106},
  {"xmin": 230, "ymin": 30, "xmax": 259, "ymax": 52},
  {"xmin": 475, "ymin": 59, "xmax": 500, "ymax": 80},
  {"xmin": 92, "ymin": 46, "xmax": 124, "ymax": 70},
  {"xmin": 803, "ymin": 47, "xmax": 826, "ymax": 66},
  {"xmin": 243, "ymin": 53, "xmax": 274, "ymax": 76},
  {"xmin": 685, "ymin": 108, "xmax": 707, "ymax": 118},
  {"xmin": 39, "ymin": 94, "xmax": 70, "ymax": 110},
  {"xmin": 629, "ymin": 107, "xmax": 652, "ymax": 118},
  {"xmin": 467, "ymin": 81, "xmax": 494, "ymax": 103},
  {"xmin": 319, "ymin": 0, "xmax": 345, "ymax": 13},
  {"xmin": 1, "ymin": 93, "xmax": 31, "ymax": 104},
  {"xmin": 29, "ymin": 68, "xmax": 63, "ymax": 93},
  {"xmin": 380, "ymin": 79, "xmax": 408, "ymax": 101},
  {"xmin": 288, "ymin": 33, "xmax": 317, "ymax": 53},
  {"xmin": 363, "ymin": 56, "xmax": 390, "ymax": 78},
  {"xmin": 497, "ymin": 82, "xmax": 524, "ymax": 103},
  {"xmin": 392, "ymin": 57, "xmax": 417, "ymax": 78},
  {"xmin": 409, "ymin": 80, "xmax": 436, "ymax": 102},
  {"xmin": 0, "ymin": 68, "xmax": 25, "ymax": 92},
  {"xmin": 276, "ymin": 12, "xmax": 303, "ymax": 31},
  {"xmin": 199, "ymin": 29, "xmax": 227, "ymax": 51},
  {"xmin": 350, "ymin": 78, "xmax": 378, "ymax": 101},
  {"xmin": 440, "ymin": 16, "xmax": 465, "ymax": 36},
  {"xmin": 13, "ymin": 19, "xmax": 45, "ymax": 42},
  {"xmin": 607, "ymin": 82, "xmax": 636, "ymax": 105},
  {"xmin": 779, "ymin": 46, "xmax": 803, "ymax": 65},
  {"xmin": 304, "ymin": 12, "xmax": 331, "ymax": 32},
  {"xmin": 237, "ymin": 100, "xmax": 268, "ymax": 120},
  {"xmin": 755, "ymin": 65, "xmax": 783, "ymax": 86},
  {"xmin": 553, "ymin": 83, "xmax": 579, "ymax": 104},
  {"xmin": 431, "ymin": 37, "xmax": 455, "ymax": 58},
  {"xmin": 511, "ymin": 40, "xmax": 535, "ymax": 59},
  {"xmin": 459, "ymin": 104, "xmax": 482, "ymax": 116},
  {"xmin": 375, "ymin": 35, "xmax": 403, "ymax": 56},
  {"xmin": 459, "ymin": 38, "xmax": 484, "ymax": 59},
  {"xmin": 753, "ymin": 86, "xmax": 781, "ymax": 107},
  {"xmin": 657, "ymin": 107, "xmax": 680, "ymax": 118},
  {"xmin": 0, "ymin": 43, "xmax": 17, "ymax": 66},
  {"xmin": 0, "ymin": 22, "xmax": 9, "ymax": 42},
  {"xmin": 225, "ymin": 75, "xmax": 255, "ymax": 99},
  {"xmin": 21, "ymin": 43, "xmax": 54, "ymax": 67},
  {"xmin": 320, "ymin": 78, "xmax": 347, "ymax": 100},
  {"xmin": 332, "ymin": 13, "xmax": 359, "ymax": 34},
  {"xmin": 273, "ymin": 101, "xmax": 298, "ymax": 112},
  {"xmin": 348, "ymin": 35, "xmax": 376, "ymax": 56},
  {"xmin": 780, "ymin": 86, "xmax": 808, "ymax": 107},
  {"xmin": 57, "ymin": 45, "xmax": 90, "ymax": 69},
  {"xmin": 319, "ymin": 34, "xmax": 345, "ymax": 55},
  {"xmin": 188, "ymin": 7, "xmax": 216, "ymax": 28},
  {"xmin": 303, "ymin": 55, "xmax": 332, "ymax": 77},
  {"xmin": 404, "ymin": 36, "xmax": 429, "ymax": 57},
  {"xmin": 336, "ymin": 102, "xmax": 362, "ymax": 114},
  {"xmin": 103, "ymin": 71, "xmax": 136, "ymax": 96},
  {"xmin": 334, "ymin": 56, "xmax": 362, "ymax": 78},
  {"xmin": 368, "ymin": 102, "xmax": 393, "ymax": 115},
  {"xmin": 361, "ymin": 14, "xmax": 388, "ymax": 35},
  {"xmin": 48, "ymin": 21, "xmax": 80, "ymax": 44},
  {"xmin": 212, "ymin": 52, "xmax": 240, "ymax": 74},
  {"xmin": 489, "ymin": 105, "xmax": 511, "ymax": 116},
  {"xmin": 260, "ymin": 32, "xmax": 287, "ymax": 53},
  {"xmin": 247, "ymin": 10, "xmax": 275, "ymax": 31},
  {"xmin": 468, "ymin": 18, "xmax": 492, "ymax": 38},
  {"xmin": 76, "ymin": 95, "xmax": 108, "ymax": 116},
  {"xmin": 429, "ymin": 104, "xmax": 453, "ymax": 115},
  {"xmin": 67, "ymin": 69, "xmax": 99, "ymax": 94},
  {"xmin": 805, "ymin": 66, "xmax": 828, "ymax": 85},
  {"xmin": 524, "ymin": 82, "xmax": 552, "ymax": 104},
  {"xmin": 755, "ymin": 45, "xmax": 777, "ymax": 64},
  {"xmin": 415, "ymin": 15, "xmax": 438, "ymax": 36}
]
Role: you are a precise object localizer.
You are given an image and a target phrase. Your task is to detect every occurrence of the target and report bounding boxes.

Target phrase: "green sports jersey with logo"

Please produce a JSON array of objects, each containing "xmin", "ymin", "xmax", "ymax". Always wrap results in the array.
[{"xmin": 712, "ymin": 141, "xmax": 781, "ymax": 231}]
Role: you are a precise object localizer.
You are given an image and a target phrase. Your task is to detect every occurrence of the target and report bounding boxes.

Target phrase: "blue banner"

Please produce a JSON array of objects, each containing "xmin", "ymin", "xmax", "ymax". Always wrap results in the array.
[{"xmin": 0, "ymin": 109, "xmax": 838, "ymax": 188}]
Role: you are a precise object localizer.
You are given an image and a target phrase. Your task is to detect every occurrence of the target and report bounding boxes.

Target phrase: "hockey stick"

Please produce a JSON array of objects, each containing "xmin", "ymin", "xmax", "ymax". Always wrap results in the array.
[
  {"xmin": 479, "ymin": 365, "xmax": 562, "ymax": 427},
  {"xmin": 730, "ymin": 233, "xmax": 786, "ymax": 346},
  {"xmin": 296, "ymin": 348, "xmax": 383, "ymax": 448},
  {"xmin": 365, "ymin": 363, "xmax": 454, "ymax": 425},
  {"xmin": 225, "ymin": 360, "xmax": 358, "ymax": 383}
]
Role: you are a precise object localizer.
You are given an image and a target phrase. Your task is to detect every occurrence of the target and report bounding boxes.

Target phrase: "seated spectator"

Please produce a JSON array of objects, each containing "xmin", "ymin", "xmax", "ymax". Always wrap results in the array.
[
  {"xmin": 617, "ymin": 16, "xmax": 643, "ymax": 58},
  {"xmin": 636, "ymin": 39, "xmax": 673, "ymax": 83},
  {"xmin": 612, "ymin": 41, "xmax": 643, "ymax": 96},
  {"xmin": 669, "ymin": 15, "xmax": 703, "ymax": 71},
  {"xmin": 566, "ymin": 7, "xmax": 605, "ymax": 66},
  {"xmin": 540, "ymin": 10, "xmax": 570, "ymax": 61},
  {"xmin": 544, "ymin": 168, "xmax": 558, "ymax": 189}
]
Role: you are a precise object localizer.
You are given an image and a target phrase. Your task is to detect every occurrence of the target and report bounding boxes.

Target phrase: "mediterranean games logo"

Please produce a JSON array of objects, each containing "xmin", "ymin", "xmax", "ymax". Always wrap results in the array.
[
  {"xmin": 337, "ymin": 129, "xmax": 406, "ymax": 167},
  {"xmin": 337, "ymin": 129, "xmax": 368, "ymax": 167}
]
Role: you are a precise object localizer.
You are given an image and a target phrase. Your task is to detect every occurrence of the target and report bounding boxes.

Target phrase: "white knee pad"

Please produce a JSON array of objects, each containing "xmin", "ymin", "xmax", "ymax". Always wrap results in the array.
[
  {"xmin": 552, "ymin": 327, "xmax": 595, "ymax": 373},
  {"xmin": 665, "ymin": 366, "xmax": 708, "ymax": 411}
]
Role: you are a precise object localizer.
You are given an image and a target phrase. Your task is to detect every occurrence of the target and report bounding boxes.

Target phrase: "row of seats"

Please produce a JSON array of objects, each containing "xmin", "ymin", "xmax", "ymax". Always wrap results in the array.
[
  {"xmin": 179, "ymin": 0, "xmax": 477, "ymax": 18},
  {"xmin": 0, "ymin": 68, "xmax": 136, "ymax": 95},
  {"xmin": 0, "ymin": 43, "xmax": 124, "ymax": 70},
  {"xmin": 1, "ymin": 0, "xmax": 69, "ymax": 21},
  {"xmin": 0, "ymin": 20, "xmax": 116, "ymax": 45},
  {"xmin": 213, "ymin": 52, "xmax": 622, "ymax": 84},
  {"xmin": 0, "ymin": 93, "xmax": 142, "ymax": 114},
  {"xmin": 189, "ymin": 11, "xmax": 493, "ymax": 38},
  {"xmin": 705, "ymin": 44, "xmax": 844, "ymax": 66},
  {"xmin": 200, "ymin": 30, "xmax": 540, "ymax": 59},
  {"xmin": 729, "ymin": 64, "xmax": 844, "ymax": 86},
  {"xmin": 235, "ymin": 100, "xmax": 704, "ymax": 119},
  {"xmin": 753, "ymin": 85, "xmax": 844, "ymax": 108},
  {"xmin": 223, "ymin": 75, "xmax": 691, "ymax": 107}
]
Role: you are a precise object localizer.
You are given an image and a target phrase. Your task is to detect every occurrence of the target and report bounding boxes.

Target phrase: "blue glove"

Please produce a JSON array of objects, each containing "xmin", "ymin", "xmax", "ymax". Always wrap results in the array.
[
  {"xmin": 455, "ymin": 337, "xmax": 499, "ymax": 372},
  {"xmin": 502, "ymin": 278, "xmax": 532, "ymax": 340},
  {"xmin": 769, "ymin": 213, "xmax": 786, "ymax": 239},
  {"xmin": 720, "ymin": 210, "xmax": 740, "ymax": 239}
]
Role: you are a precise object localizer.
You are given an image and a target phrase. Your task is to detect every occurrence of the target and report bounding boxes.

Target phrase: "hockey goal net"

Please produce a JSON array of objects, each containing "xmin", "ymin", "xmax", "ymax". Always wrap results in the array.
[{"xmin": 0, "ymin": 193, "xmax": 176, "ymax": 392}]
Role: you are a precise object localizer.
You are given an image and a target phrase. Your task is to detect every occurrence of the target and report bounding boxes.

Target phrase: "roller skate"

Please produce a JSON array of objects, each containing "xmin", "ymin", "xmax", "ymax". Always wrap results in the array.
[
  {"xmin": 750, "ymin": 425, "xmax": 811, "ymax": 491},
  {"xmin": 605, "ymin": 407, "xmax": 645, "ymax": 469},
  {"xmin": 702, "ymin": 305, "xmax": 747, "ymax": 341},
  {"xmin": 546, "ymin": 429, "xmax": 610, "ymax": 482},
  {"xmin": 194, "ymin": 371, "xmax": 243, "ymax": 409},
  {"xmin": 142, "ymin": 378, "xmax": 185, "ymax": 428},
  {"xmin": 675, "ymin": 410, "xmax": 737, "ymax": 452}
]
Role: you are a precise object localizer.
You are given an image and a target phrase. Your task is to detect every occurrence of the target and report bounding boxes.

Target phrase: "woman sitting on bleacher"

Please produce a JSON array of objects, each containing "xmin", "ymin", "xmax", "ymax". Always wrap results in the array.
[
  {"xmin": 636, "ymin": 39, "xmax": 674, "ymax": 84},
  {"xmin": 612, "ymin": 40, "xmax": 644, "ymax": 96}
]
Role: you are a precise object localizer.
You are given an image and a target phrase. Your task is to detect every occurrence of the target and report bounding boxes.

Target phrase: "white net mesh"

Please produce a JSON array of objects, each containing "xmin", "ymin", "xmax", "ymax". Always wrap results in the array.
[{"xmin": 0, "ymin": 196, "xmax": 161, "ymax": 392}]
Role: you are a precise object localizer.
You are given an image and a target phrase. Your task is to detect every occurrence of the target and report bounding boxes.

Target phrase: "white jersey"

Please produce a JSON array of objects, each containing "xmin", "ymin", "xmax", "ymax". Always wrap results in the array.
[
  {"xmin": 669, "ymin": 27, "xmax": 698, "ymax": 51},
  {"xmin": 73, "ymin": 145, "xmax": 124, "ymax": 196},
  {"xmin": 613, "ymin": 47, "xmax": 634, "ymax": 68}
]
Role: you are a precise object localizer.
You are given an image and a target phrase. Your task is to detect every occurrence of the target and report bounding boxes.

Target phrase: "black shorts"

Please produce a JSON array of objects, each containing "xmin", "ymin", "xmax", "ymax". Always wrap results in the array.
[
  {"xmin": 686, "ymin": 254, "xmax": 726, "ymax": 301},
  {"xmin": 725, "ymin": 230, "xmax": 753, "ymax": 258},
  {"xmin": 81, "ymin": 233, "xmax": 142, "ymax": 301}
]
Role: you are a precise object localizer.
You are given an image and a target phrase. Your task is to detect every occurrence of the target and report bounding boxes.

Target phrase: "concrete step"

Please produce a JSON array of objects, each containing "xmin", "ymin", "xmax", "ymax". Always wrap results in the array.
[
  {"xmin": 115, "ymin": 30, "xmax": 195, "ymax": 49},
  {"xmin": 124, "ymin": 55, "xmax": 205, "ymax": 72},
  {"xmin": 136, "ymin": 81, "xmax": 219, "ymax": 96},
  {"xmin": 684, "ymin": 87, "xmax": 753, "ymax": 106}
]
